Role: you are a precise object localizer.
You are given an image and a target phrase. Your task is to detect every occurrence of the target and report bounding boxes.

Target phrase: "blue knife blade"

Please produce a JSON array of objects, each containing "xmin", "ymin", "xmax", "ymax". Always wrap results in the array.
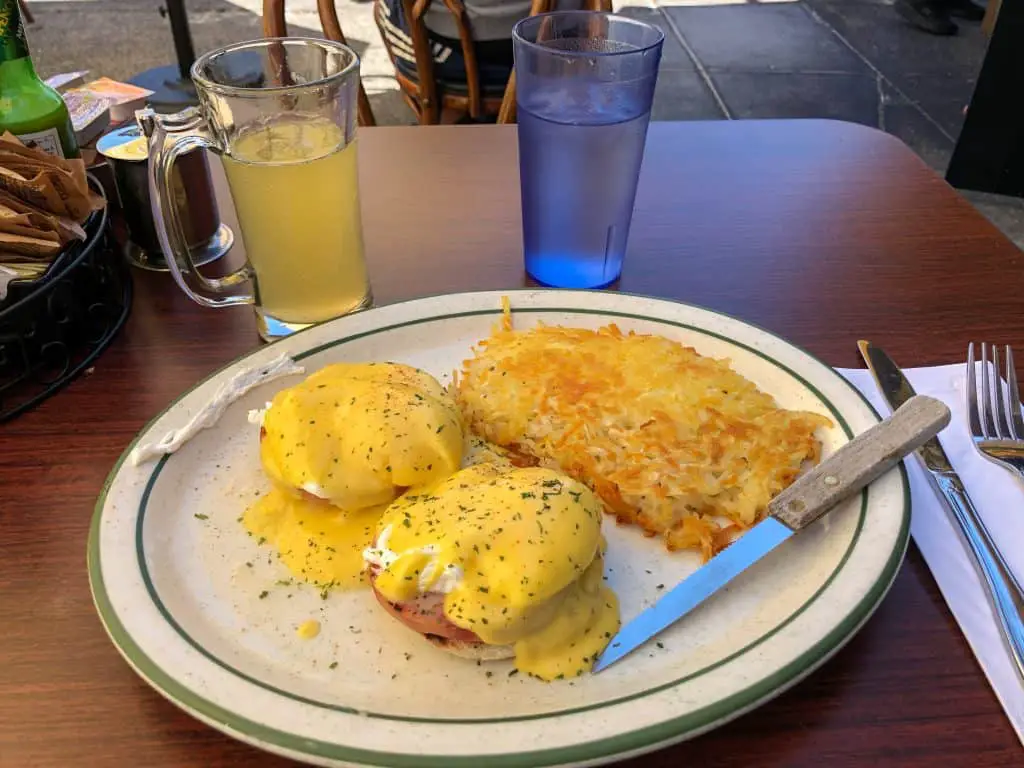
[{"xmin": 591, "ymin": 517, "xmax": 792, "ymax": 673}]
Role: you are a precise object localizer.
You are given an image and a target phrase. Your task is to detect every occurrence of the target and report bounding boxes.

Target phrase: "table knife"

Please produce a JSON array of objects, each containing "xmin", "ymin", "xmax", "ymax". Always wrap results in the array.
[
  {"xmin": 859, "ymin": 340, "xmax": 1024, "ymax": 683},
  {"xmin": 592, "ymin": 394, "xmax": 950, "ymax": 673}
]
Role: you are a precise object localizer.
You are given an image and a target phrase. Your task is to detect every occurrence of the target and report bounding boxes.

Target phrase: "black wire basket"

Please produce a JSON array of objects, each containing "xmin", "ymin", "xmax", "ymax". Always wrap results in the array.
[{"xmin": 0, "ymin": 176, "xmax": 132, "ymax": 423}]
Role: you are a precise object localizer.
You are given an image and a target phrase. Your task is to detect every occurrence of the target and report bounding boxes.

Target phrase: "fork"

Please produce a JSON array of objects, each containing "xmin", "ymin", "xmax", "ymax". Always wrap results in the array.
[
  {"xmin": 967, "ymin": 343, "xmax": 1024, "ymax": 477},
  {"xmin": 963, "ymin": 342, "xmax": 1024, "ymax": 681}
]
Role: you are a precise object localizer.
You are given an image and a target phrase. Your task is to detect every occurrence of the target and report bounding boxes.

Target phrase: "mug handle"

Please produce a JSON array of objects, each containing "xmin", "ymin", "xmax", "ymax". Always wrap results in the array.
[{"xmin": 137, "ymin": 106, "xmax": 254, "ymax": 308}]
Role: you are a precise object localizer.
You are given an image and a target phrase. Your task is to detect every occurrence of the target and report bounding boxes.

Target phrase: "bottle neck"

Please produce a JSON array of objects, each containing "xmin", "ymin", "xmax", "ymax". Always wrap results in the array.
[
  {"xmin": 0, "ymin": 0, "xmax": 33, "ymax": 66},
  {"xmin": 0, "ymin": 56, "xmax": 35, "ymax": 83}
]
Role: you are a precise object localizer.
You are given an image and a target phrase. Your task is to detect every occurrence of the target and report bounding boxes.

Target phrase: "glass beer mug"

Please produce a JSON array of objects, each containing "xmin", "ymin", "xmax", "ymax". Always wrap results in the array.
[{"xmin": 139, "ymin": 38, "xmax": 372, "ymax": 341}]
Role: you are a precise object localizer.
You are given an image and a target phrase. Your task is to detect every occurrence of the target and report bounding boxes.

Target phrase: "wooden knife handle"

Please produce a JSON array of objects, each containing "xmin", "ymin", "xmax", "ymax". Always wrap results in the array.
[{"xmin": 770, "ymin": 395, "xmax": 950, "ymax": 531}]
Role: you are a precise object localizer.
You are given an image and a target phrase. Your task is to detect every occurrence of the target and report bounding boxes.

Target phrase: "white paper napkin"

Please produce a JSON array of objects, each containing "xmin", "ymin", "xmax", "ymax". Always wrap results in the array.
[{"xmin": 839, "ymin": 364, "xmax": 1024, "ymax": 745}]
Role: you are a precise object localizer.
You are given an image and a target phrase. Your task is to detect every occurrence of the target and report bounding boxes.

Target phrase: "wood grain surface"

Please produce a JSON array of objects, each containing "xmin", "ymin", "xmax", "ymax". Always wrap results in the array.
[{"xmin": 3, "ymin": 120, "xmax": 1023, "ymax": 767}]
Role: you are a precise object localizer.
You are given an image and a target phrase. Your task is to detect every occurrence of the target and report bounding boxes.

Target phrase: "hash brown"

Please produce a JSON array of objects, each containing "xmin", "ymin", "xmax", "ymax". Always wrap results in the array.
[{"xmin": 455, "ymin": 316, "xmax": 832, "ymax": 559}]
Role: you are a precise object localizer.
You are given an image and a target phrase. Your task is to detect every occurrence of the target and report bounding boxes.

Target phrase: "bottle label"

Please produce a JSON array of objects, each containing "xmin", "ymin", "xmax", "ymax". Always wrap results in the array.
[
  {"xmin": 0, "ymin": 0, "xmax": 30, "ymax": 61},
  {"xmin": 16, "ymin": 127, "xmax": 65, "ymax": 159}
]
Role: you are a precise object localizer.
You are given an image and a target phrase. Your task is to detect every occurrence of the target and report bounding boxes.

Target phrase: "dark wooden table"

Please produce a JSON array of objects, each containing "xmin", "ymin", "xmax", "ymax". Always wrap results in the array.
[{"xmin": 3, "ymin": 120, "xmax": 1023, "ymax": 767}]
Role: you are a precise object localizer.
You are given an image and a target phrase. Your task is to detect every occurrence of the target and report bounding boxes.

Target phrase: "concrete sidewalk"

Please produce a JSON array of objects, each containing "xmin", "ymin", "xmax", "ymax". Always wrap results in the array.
[{"xmin": 24, "ymin": 0, "xmax": 1021, "ymax": 244}]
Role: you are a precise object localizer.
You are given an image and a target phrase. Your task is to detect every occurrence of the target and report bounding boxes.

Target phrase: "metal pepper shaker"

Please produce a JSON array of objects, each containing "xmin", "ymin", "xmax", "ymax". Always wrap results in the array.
[{"xmin": 96, "ymin": 123, "xmax": 232, "ymax": 271}]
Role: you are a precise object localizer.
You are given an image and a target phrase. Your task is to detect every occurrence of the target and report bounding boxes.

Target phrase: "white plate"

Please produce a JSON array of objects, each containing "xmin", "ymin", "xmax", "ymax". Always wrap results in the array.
[{"xmin": 89, "ymin": 289, "xmax": 908, "ymax": 768}]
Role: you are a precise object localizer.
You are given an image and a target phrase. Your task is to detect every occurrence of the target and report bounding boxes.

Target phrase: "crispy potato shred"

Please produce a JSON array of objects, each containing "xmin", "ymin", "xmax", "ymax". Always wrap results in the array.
[{"xmin": 455, "ymin": 303, "xmax": 833, "ymax": 560}]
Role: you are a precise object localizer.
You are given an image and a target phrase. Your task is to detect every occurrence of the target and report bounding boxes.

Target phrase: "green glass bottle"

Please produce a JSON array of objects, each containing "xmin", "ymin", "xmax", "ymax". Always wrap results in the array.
[{"xmin": 0, "ymin": 0, "xmax": 78, "ymax": 158}]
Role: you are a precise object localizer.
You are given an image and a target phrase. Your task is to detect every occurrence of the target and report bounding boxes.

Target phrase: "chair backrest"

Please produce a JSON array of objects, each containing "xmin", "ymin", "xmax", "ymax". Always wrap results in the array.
[
  {"xmin": 376, "ymin": 0, "xmax": 610, "ymax": 125},
  {"xmin": 497, "ymin": 0, "xmax": 612, "ymax": 124},
  {"xmin": 374, "ymin": 0, "xmax": 491, "ymax": 124},
  {"xmin": 262, "ymin": 0, "xmax": 377, "ymax": 127}
]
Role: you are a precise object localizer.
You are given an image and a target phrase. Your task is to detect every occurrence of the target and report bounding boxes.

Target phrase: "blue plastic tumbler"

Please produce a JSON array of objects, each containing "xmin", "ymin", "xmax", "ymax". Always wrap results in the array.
[{"xmin": 513, "ymin": 12, "xmax": 664, "ymax": 289}]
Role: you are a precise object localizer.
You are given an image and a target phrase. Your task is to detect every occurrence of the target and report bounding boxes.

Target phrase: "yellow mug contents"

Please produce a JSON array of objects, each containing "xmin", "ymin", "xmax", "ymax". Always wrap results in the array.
[{"xmin": 222, "ymin": 118, "xmax": 370, "ymax": 326}]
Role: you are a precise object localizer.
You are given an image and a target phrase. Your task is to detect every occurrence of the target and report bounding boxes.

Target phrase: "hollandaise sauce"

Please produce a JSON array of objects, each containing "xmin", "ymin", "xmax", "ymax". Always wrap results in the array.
[
  {"xmin": 260, "ymin": 362, "xmax": 465, "ymax": 511},
  {"xmin": 369, "ymin": 464, "xmax": 620, "ymax": 680},
  {"xmin": 244, "ymin": 488, "xmax": 385, "ymax": 589}
]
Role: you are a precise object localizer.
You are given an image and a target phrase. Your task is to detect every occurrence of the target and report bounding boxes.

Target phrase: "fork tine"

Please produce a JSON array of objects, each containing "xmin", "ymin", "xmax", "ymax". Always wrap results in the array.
[
  {"xmin": 967, "ymin": 342, "xmax": 985, "ymax": 438},
  {"xmin": 980, "ymin": 343, "xmax": 995, "ymax": 439},
  {"xmin": 991, "ymin": 345, "xmax": 1012, "ymax": 439},
  {"xmin": 1006, "ymin": 346, "xmax": 1024, "ymax": 440}
]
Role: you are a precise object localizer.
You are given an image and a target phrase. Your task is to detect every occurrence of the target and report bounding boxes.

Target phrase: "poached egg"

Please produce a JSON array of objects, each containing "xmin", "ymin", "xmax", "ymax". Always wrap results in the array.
[
  {"xmin": 365, "ymin": 463, "xmax": 620, "ymax": 680},
  {"xmin": 244, "ymin": 362, "xmax": 465, "ymax": 590}
]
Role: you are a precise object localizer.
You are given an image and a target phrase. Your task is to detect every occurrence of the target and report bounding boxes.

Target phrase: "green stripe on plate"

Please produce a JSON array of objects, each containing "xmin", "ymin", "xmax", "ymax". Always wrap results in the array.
[{"xmin": 89, "ymin": 293, "xmax": 911, "ymax": 767}]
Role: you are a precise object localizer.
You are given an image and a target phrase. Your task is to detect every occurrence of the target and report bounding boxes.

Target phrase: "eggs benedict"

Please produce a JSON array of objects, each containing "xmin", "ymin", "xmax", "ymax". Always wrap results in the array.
[
  {"xmin": 259, "ymin": 362, "xmax": 465, "ymax": 510},
  {"xmin": 363, "ymin": 464, "xmax": 620, "ymax": 680},
  {"xmin": 242, "ymin": 434, "xmax": 523, "ymax": 590},
  {"xmin": 244, "ymin": 362, "xmax": 466, "ymax": 590}
]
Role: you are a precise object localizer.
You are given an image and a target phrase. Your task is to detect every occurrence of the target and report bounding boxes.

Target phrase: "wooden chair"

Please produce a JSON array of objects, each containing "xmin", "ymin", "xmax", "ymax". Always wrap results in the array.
[
  {"xmin": 262, "ymin": 0, "xmax": 377, "ymax": 127},
  {"xmin": 375, "ymin": 0, "xmax": 612, "ymax": 125},
  {"xmin": 497, "ymin": 0, "xmax": 614, "ymax": 123},
  {"xmin": 982, "ymin": 0, "xmax": 1002, "ymax": 36}
]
